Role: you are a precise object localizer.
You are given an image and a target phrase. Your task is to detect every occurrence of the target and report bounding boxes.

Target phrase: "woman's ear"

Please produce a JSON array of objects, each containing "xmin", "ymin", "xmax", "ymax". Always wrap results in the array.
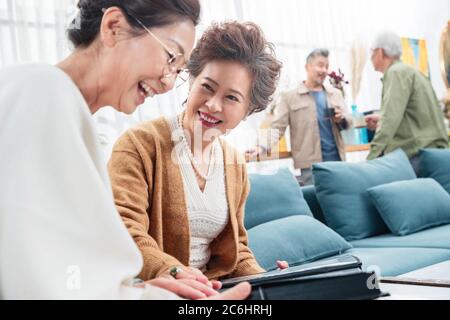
[{"xmin": 100, "ymin": 7, "xmax": 129, "ymax": 48}]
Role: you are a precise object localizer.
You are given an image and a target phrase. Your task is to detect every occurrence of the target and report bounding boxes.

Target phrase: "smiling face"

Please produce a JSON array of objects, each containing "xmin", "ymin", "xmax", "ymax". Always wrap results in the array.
[
  {"xmin": 98, "ymin": 9, "xmax": 196, "ymax": 114},
  {"xmin": 305, "ymin": 55, "xmax": 329, "ymax": 87},
  {"xmin": 183, "ymin": 60, "xmax": 253, "ymax": 140}
]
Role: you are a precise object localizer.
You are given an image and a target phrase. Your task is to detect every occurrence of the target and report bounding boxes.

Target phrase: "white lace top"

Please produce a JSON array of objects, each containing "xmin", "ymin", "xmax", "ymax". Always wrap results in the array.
[{"xmin": 168, "ymin": 116, "xmax": 229, "ymax": 270}]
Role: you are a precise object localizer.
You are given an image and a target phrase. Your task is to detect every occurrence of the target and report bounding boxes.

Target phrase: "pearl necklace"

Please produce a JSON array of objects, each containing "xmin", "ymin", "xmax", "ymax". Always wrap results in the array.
[{"xmin": 176, "ymin": 112, "xmax": 218, "ymax": 181}]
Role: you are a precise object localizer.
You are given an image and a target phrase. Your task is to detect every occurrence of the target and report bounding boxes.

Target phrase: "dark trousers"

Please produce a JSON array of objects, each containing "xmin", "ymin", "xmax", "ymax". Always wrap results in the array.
[{"xmin": 295, "ymin": 168, "xmax": 313, "ymax": 186}]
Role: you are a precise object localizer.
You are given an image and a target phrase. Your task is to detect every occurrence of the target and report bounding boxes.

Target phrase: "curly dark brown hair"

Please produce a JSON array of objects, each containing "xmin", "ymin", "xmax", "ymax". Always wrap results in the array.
[{"xmin": 187, "ymin": 21, "xmax": 282, "ymax": 115}]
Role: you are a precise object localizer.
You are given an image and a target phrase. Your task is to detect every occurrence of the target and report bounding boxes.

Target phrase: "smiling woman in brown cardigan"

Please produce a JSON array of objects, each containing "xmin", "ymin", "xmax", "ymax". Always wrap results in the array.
[
  {"xmin": 108, "ymin": 22, "xmax": 284, "ymax": 289},
  {"xmin": 109, "ymin": 118, "xmax": 263, "ymax": 279}
]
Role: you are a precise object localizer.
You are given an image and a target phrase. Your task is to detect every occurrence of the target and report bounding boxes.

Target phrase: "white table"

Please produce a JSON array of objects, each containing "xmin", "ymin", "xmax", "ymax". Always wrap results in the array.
[{"xmin": 378, "ymin": 261, "xmax": 450, "ymax": 300}]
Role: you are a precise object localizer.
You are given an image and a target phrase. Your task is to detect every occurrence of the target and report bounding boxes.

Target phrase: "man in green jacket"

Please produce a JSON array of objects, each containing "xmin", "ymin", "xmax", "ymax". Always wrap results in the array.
[{"xmin": 366, "ymin": 31, "xmax": 448, "ymax": 173}]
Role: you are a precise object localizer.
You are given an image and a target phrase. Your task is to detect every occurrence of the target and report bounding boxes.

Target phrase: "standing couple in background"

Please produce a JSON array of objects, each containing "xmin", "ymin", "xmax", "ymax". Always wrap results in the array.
[{"xmin": 252, "ymin": 32, "xmax": 448, "ymax": 183}]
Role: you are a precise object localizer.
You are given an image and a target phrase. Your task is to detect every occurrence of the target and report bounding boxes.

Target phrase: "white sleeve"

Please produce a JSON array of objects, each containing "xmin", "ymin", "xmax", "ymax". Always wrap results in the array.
[{"xmin": 0, "ymin": 66, "xmax": 171, "ymax": 299}]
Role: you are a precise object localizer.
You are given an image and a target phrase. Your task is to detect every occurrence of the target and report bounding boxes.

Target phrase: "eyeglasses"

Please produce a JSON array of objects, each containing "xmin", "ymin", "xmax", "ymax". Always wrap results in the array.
[{"xmin": 106, "ymin": 8, "xmax": 190, "ymax": 85}]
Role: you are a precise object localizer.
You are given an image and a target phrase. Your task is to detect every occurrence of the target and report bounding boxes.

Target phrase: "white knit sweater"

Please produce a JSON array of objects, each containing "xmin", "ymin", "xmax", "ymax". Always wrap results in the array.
[
  {"xmin": 0, "ymin": 64, "xmax": 182, "ymax": 299},
  {"xmin": 168, "ymin": 116, "xmax": 229, "ymax": 270}
]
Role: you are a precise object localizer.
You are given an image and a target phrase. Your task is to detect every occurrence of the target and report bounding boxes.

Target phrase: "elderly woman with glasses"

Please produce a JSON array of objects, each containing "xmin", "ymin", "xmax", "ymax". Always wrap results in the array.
[
  {"xmin": 108, "ymin": 21, "xmax": 288, "ymax": 289},
  {"xmin": 0, "ymin": 0, "xmax": 251, "ymax": 300}
]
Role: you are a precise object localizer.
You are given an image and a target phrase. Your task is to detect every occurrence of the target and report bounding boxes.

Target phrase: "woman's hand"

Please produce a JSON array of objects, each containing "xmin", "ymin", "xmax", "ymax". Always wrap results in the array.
[
  {"xmin": 156, "ymin": 266, "xmax": 219, "ymax": 299},
  {"xmin": 146, "ymin": 277, "xmax": 250, "ymax": 300},
  {"xmin": 204, "ymin": 282, "xmax": 250, "ymax": 300},
  {"xmin": 180, "ymin": 267, "xmax": 223, "ymax": 290},
  {"xmin": 277, "ymin": 260, "xmax": 289, "ymax": 270},
  {"xmin": 162, "ymin": 265, "xmax": 207, "ymax": 283},
  {"xmin": 211, "ymin": 280, "xmax": 222, "ymax": 290},
  {"xmin": 146, "ymin": 276, "xmax": 218, "ymax": 299}
]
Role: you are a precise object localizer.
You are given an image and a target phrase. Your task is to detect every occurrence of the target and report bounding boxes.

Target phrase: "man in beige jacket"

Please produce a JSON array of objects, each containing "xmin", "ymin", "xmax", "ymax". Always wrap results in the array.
[{"xmin": 251, "ymin": 49, "xmax": 352, "ymax": 185}]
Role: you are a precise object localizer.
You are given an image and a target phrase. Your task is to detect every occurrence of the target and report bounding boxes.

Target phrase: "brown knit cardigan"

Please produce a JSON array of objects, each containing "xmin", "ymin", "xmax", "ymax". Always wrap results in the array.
[{"xmin": 108, "ymin": 117, "xmax": 265, "ymax": 281}]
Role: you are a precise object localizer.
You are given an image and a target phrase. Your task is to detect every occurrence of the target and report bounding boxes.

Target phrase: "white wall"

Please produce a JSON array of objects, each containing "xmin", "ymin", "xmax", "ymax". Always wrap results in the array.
[
  {"xmin": 1, "ymin": 0, "xmax": 448, "ymax": 156},
  {"xmin": 345, "ymin": 0, "xmax": 450, "ymax": 111},
  {"xmin": 202, "ymin": 0, "xmax": 450, "ymax": 111},
  {"xmin": 211, "ymin": 0, "xmax": 450, "ymax": 152}
]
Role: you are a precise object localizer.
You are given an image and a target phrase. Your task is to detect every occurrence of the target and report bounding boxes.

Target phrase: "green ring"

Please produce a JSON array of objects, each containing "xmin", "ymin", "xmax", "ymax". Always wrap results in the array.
[{"xmin": 170, "ymin": 266, "xmax": 182, "ymax": 278}]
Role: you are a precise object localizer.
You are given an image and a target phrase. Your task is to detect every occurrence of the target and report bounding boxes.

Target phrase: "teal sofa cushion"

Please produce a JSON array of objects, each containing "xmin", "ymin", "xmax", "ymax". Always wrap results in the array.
[
  {"xmin": 248, "ymin": 215, "xmax": 352, "ymax": 270},
  {"xmin": 347, "ymin": 247, "xmax": 450, "ymax": 276},
  {"xmin": 245, "ymin": 168, "xmax": 312, "ymax": 229},
  {"xmin": 368, "ymin": 178, "xmax": 450, "ymax": 236},
  {"xmin": 301, "ymin": 185, "xmax": 326, "ymax": 223},
  {"xmin": 420, "ymin": 148, "xmax": 450, "ymax": 194},
  {"xmin": 312, "ymin": 149, "xmax": 416, "ymax": 241},
  {"xmin": 350, "ymin": 224, "xmax": 450, "ymax": 249}
]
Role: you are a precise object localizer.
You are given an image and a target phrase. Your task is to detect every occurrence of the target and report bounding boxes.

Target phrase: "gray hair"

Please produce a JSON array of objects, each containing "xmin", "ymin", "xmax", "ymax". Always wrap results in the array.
[
  {"xmin": 372, "ymin": 31, "xmax": 403, "ymax": 59},
  {"xmin": 306, "ymin": 48, "xmax": 329, "ymax": 64}
]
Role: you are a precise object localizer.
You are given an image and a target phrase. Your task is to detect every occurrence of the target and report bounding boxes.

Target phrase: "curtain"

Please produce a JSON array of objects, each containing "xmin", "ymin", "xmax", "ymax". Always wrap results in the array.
[{"xmin": 0, "ymin": 0, "xmax": 76, "ymax": 65}]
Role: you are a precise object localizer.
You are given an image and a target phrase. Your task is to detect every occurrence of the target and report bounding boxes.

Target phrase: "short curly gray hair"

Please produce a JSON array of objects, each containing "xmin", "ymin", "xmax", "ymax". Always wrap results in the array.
[{"xmin": 371, "ymin": 31, "xmax": 403, "ymax": 59}]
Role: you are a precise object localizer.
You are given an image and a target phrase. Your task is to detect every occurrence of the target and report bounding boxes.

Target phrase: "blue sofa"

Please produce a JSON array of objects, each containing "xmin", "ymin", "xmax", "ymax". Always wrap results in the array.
[
  {"xmin": 246, "ymin": 148, "xmax": 450, "ymax": 277},
  {"xmin": 302, "ymin": 185, "xmax": 450, "ymax": 276}
]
